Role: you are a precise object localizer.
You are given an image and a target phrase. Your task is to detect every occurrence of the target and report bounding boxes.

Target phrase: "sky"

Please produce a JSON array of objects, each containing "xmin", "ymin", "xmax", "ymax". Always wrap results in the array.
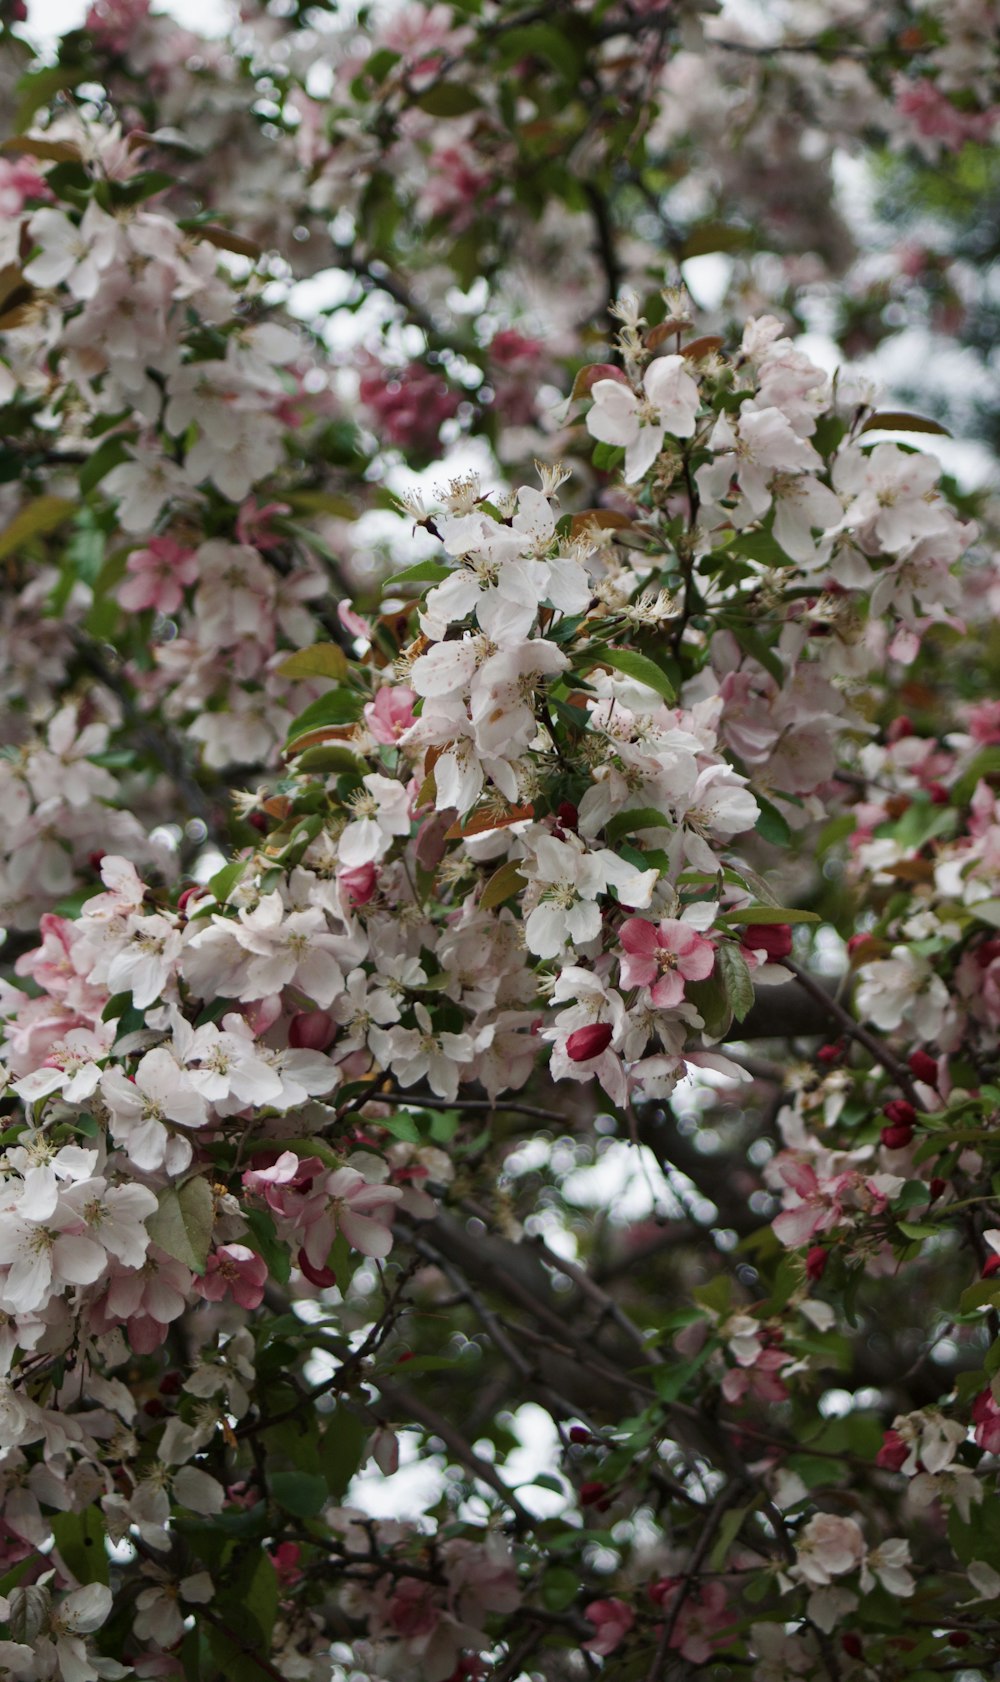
[{"xmin": 24, "ymin": 0, "xmax": 231, "ymax": 46}]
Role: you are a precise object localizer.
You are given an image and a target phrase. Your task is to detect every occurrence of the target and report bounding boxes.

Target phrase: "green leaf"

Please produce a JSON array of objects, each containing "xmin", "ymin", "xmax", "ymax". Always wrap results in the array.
[
  {"xmin": 377, "ymin": 1111, "xmax": 422, "ymax": 1143},
  {"xmin": 723, "ymin": 906, "xmax": 819, "ymax": 925},
  {"xmin": 480, "ymin": 859, "xmax": 527, "ymax": 910},
  {"xmin": 101, "ymin": 991, "xmax": 134, "ymax": 1023},
  {"xmin": 385, "ymin": 560, "xmax": 453, "ymax": 588},
  {"xmin": 541, "ymin": 1567, "xmax": 580, "ymax": 1612},
  {"xmin": 209, "ymin": 858, "xmax": 247, "ymax": 902},
  {"xmin": 604, "ymin": 806, "xmax": 671, "ymax": 844},
  {"xmin": 972, "ymin": 900, "xmax": 1000, "ymax": 931},
  {"xmin": 709, "ymin": 1503, "xmax": 751, "ymax": 1572},
  {"xmin": 320, "ymin": 1410, "xmax": 369, "ymax": 1498},
  {"xmin": 717, "ymin": 942, "xmax": 755, "ymax": 1023},
  {"xmin": 959, "ymin": 1279, "xmax": 1000, "ymax": 1313},
  {"xmin": 15, "ymin": 64, "xmax": 86, "ymax": 130},
  {"xmin": 860, "ymin": 410, "xmax": 951, "ymax": 437},
  {"xmin": 590, "ymin": 647, "xmax": 675, "ymax": 703},
  {"xmin": 269, "ymin": 1470, "xmax": 328, "ymax": 1517},
  {"xmin": 416, "ymin": 83, "xmax": 483, "ymax": 116},
  {"xmin": 50, "ymin": 1508, "xmax": 109, "ymax": 1586},
  {"xmin": 755, "ymin": 795, "xmax": 791, "ymax": 847},
  {"xmin": 146, "ymin": 1178, "xmax": 215, "ymax": 1276},
  {"xmin": 295, "ymin": 744, "xmax": 366, "ymax": 774},
  {"xmin": 685, "ymin": 973, "xmax": 732, "ymax": 1039},
  {"xmin": 0, "ymin": 496, "xmax": 76, "ymax": 560},
  {"xmin": 244, "ymin": 1207, "xmax": 290, "ymax": 1286},
  {"xmin": 681, "ymin": 221, "xmax": 754, "ymax": 258},
  {"xmin": 79, "ymin": 436, "xmax": 132, "ymax": 496},
  {"xmin": 285, "ymin": 688, "xmax": 362, "ymax": 748},
  {"xmin": 276, "ymin": 643, "xmax": 349, "ymax": 682}
]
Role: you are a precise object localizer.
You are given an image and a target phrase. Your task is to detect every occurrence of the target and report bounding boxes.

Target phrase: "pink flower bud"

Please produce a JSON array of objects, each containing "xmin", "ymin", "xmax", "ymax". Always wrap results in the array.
[
  {"xmin": 288, "ymin": 1010, "xmax": 336, "ymax": 1051},
  {"xmin": 739, "ymin": 923, "xmax": 792, "ymax": 960},
  {"xmin": 875, "ymin": 1428, "xmax": 909, "ymax": 1471},
  {"xmin": 880, "ymin": 1123, "xmax": 913, "ymax": 1150},
  {"xmin": 340, "ymin": 861, "xmax": 377, "ymax": 907},
  {"xmin": 565, "ymin": 1023, "xmax": 614, "ymax": 1062},
  {"xmin": 297, "ymin": 1249, "xmax": 337, "ymax": 1288},
  {"xmin": 883, "ymin": 1099, "xmax": 916, "ymax": 1127},
  {"xmin": 908, "ymin": 1049, "xmax": 939, "ymax": 1086}
]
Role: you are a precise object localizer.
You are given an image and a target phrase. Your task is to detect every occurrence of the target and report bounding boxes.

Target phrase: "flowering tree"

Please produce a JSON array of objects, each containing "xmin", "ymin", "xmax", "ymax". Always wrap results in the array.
[{"xmin": 1, "ymin": 1, "xmax": 1000, "ymax": 1678}]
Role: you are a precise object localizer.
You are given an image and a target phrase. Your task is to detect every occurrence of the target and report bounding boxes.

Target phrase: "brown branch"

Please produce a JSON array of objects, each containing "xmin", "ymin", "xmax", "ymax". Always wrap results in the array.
[{"xmin": 783, "ymin": 958, "xmax": 920, "ymax": 1102}]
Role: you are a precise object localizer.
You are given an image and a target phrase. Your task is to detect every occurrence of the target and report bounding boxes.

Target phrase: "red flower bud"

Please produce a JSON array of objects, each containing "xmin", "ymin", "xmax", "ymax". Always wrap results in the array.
[
  {"xmin": 908, "ymin": 1049, "xmax": 939, "ymax": 1086},
  {"xmin": 288, "ymin": 1010, "xmax": 336, "ymax": 1051},
  {"xmin": 875, "ymin": 1428, "xmax": 909, "ymax": 1471},
  {"xmin": 738, "ymin": 922, "xmax": 792, "ymax": 960},
  {"xmin": 817, "ymin": 1041, "xmax": 845, "ymax": 1065},
  {"xmin": 887, "ymin": 716, "xmax": 913, "ymax": 743},
  {"xmin": 948, "ymin": 1632, "xmax": 971, "ymax": 1648},
  {"xmin": 841, "ymin": 1634, "xmax": 863, "ymax": 1659},
  {"xmin": 297, "ymin": 1249, "xmax": 337, "ymax": 1288},
  {"xmin": 805, "ymin": 1246, "xmax": 828, "ymax": 1281},
  {"xmin": 929, "ymin": 1177, "xmax": 947, "ymax": 1201},
  {"xmin": 880, "ymin": 1123, "xmax": 913, "ymax": 1150},
  {"xmin": 883, "ymin": 1100, "xmax": 916, "ymax": 1127},
  {"xmin": 556, "ymin": 801, "xmax": 579, "ymax": 832},
  {"xmin": 248, "ymin": 811, "xmax": 268, "ymax": 832},
  {"xmin": 579, "ymin": 1480, "xmax": 607, "ymax": 1506},
  {"xmin": 977, "ymin": 938, "xmax": 1000, "ymax": 968},
  {"xmin": 159, "ymin": 1370, "xmax": 184, "ymax": 1396},
  {"xmin": 846, "ymin": 933, "xmax": 873, "ymax": 955},
  {"xmin": 569, "ymin": 1426, "xmax": 591, "ymax": 1444},
  {"xmin": 982, "ymin": 1253, "xmax": 1000, "ymax": 1279},
  {"xmin": 566, "ymin": 1023, "xmax": 614, "ymax": 1062},
  {"xmin": 927, "ymin": 781, "xmax": 950, "ymax": 805}
]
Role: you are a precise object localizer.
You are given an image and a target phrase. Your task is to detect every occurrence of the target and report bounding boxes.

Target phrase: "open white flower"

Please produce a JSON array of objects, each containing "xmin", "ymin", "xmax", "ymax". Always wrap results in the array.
[{"xmin": 587, "ymin": 355, "xmax": 700, "ymax": 482}]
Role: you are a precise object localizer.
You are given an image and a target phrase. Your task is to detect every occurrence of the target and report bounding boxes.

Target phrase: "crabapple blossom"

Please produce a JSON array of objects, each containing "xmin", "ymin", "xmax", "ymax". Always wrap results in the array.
[{"xmin": 587, "ymin": 355, "xmax": 700, "ymax": 481}]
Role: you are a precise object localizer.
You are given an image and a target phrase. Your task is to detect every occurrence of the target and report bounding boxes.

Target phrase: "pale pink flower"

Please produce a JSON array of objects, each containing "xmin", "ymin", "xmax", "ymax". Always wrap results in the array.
[
  {"xmin": 583, "ymin": 1598, "xmax": 635, "ymax": 1657},
  {"xmin": 194, "ymin": 1244, "xmax": 268, "ymax": 1309},
  {"xmin": 117, "ymin": 538, "xmax": 199, "ymax": 615},
  {"xmin": 619, "ymin": 916, "xmax": 715, "ymax": 1006},
  {"xmin": 588, "ymin": 355, "xmax": 700, "ymax": 481},
  {"xmin": 364, "ymin": 685, "xmax": 417, "ymax": 744}
]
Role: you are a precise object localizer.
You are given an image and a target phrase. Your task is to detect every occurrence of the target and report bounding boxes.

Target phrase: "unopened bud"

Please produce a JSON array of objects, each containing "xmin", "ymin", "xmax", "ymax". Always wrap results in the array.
[
  {"xmin": 297, "ymin": 1249, "xmax": 337, "ymax": 1288},
  {"xmin": 908, "ymin": 1050, "xmax": 939, "ymax": 1086},
  {"xmin": 738, "ymin": 923, "xmax": 792, "ymax": 960},
  {"xmin": 880, "ymin": 1123, "xmax": 913, "ymax": 1150},
  {"xmin": 288, "ymin": 1010, "xmax": 336, "ymax": 1051},
  {"xmin": 566, "ymin": 1023, "xmax": 614, "ymax": 1062},
  {"xmin": 883, "ymin": 1100, "xmax": 915, "ymax": 1127}
]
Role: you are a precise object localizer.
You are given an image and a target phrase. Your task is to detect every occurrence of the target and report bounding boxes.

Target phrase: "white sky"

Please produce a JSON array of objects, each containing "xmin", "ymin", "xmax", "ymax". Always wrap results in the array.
[{"xmin": 24, "ymin": 0, "xmax": 232, "ymax": 46}]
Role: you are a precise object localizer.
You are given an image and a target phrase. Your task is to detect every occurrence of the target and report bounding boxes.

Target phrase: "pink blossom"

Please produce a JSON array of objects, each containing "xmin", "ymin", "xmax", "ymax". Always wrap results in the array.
[
  {"xmin": 619, "ymin": 917, "xmax": 715, "ymax": 1007},
  {"xmin": 583, "ymin": 1598, "xmax": 635, "ymax": 1657},
  {"xmin": 972, "ymin": 1389, "xmax": 1000, "ymax": 1454},
  {"xmin": 116, "ymin": 538, "xmax": 199, "ymax": 615},
  {"xmin": 339, "ymin": 862, "xmax": 377, "ymax": 907},
  {"xmin": 235, "ymin": 497, "xmax": 291, "ymax": 550},
  {"xmin": 194, "ymin": 1244, "xmax": 268, "ymax": 1310},
  {"xmin": 668, "ymin": 1582, "xmax": 733, "ymax": 1664},
  {"xmin": 359, "ymin": 361, "xmax": 460, "ymax": 453},
  {"xmin": 0, "ymin": 157, "xmax": 51, "ymax": 219},
  {"xmin": 365, "ymin": 685, "xmax": 417, "ymax": 744}
]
